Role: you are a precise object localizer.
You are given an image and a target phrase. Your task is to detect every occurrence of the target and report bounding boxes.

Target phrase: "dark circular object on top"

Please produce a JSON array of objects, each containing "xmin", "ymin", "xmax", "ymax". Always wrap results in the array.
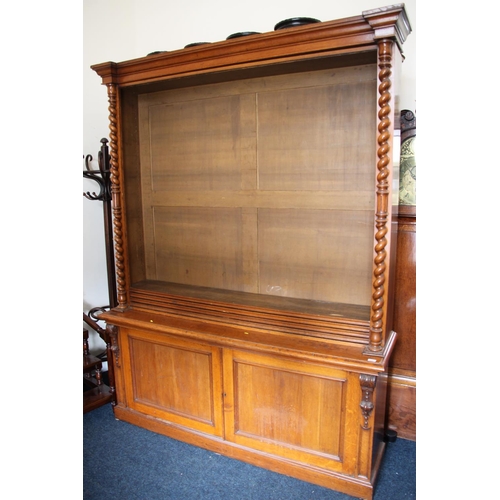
[
  {"xmin": 147, "ymin": 51, "xmax": 167, "ymax": 56},
  {"xmin": 274, "ymin": 17, "xmax": 321, "ymax": 30},
  {"xmin": 184, "ymin": 42, "xmax": 211, "ymax": 48},
  {"xmin": 226, "ymin": 31, "xmax": 261, "ymax": 40}
]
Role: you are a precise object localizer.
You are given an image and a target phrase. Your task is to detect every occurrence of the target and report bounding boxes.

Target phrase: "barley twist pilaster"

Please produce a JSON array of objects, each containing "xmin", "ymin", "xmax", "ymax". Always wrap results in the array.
[
  {"xmin": 106, "ymin": 83, "xmax": 128, "ymax": 311},
  {"xmin": 368, "ymin": 40, "xmax": 393, "ymax": 352}
]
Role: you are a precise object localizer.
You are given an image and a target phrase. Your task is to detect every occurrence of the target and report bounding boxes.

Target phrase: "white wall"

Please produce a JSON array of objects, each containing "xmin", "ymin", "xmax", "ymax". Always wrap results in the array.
[{"xmin": 83, "ymin": 0, "xmax": 416, "ymax": 352}]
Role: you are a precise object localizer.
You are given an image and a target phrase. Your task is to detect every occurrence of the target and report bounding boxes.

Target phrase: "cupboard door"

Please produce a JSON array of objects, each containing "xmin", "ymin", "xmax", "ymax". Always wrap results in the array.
[
  {"xmin": 223, "ymin": 349, "xmax": 359, "ymax": 473},
  {"xmin": 121, "ymin": 327, "xmax": 224, "ymax": 437}
]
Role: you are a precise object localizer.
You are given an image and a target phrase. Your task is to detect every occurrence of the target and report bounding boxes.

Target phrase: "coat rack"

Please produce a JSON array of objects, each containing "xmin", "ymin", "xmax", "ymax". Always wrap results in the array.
[
  {"xmin": 83, "ymin": 137, "xmax": 117, "ymax": 312},
  {"xmin": 83, "ymin": 138, "xmax": 117, "ymax": 405}
]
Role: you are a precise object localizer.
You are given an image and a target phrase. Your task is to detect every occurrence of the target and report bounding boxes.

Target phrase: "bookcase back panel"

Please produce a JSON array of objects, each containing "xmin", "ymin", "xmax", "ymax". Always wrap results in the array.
[
  {"xmin": 150, "ymin": 206, "xmax": 259, "ymax": 293},
  {"xmin": 146, "ymin": 93, "xmax": 257, "ymax": 192},
  {"xmin": 137, "ymin": 63, "xmax": 377, "ymax": 307},
  {"xmin": 257, "ymin": 81, "xmax": 376, "ymax": 192},
  {"xmin": 258, "ymin": 208, "xmax": 373, "ymax": 305}
]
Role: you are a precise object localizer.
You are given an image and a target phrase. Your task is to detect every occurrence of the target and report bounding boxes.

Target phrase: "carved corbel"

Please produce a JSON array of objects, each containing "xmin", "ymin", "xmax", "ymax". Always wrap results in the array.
[
  {"xmin": 359, "ymin": 374, "xmax": 376, "ymax": 429},
  {"xmin": 107, "ymin": 323, "xmax": 120, "ymax": 368}
]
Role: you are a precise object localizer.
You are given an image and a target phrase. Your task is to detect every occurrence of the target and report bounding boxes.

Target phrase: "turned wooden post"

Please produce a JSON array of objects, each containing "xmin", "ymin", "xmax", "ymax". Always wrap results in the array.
[
  {"xmin": 367, "ymin": 38, "xmax": 393, "ymax": 353},
  {"xmin": 106, "ymin": 83, "xmax": 129, "ymax": 311}
]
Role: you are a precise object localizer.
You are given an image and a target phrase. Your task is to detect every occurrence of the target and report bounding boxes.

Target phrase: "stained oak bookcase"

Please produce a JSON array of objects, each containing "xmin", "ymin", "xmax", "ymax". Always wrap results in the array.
[{"xmin": 93, "ymin": 5, "xmax": 412, "ymax": 498}]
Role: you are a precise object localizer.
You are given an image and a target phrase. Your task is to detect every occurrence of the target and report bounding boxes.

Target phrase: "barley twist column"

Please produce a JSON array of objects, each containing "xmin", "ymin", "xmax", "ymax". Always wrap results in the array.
[
  {"xmin": 106, "ymin": 83, "xmax": 129, "ymax": 311},
  {"xmin": 368, "ymin": 39, "xmax": 393, "ymax": 352}
]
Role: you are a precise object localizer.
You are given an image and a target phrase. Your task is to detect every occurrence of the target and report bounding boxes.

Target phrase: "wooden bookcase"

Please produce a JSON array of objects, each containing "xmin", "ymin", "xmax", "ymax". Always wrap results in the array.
[{"xmin": 92, "ymin": 5, "xmax": 412, "ymax": 499}]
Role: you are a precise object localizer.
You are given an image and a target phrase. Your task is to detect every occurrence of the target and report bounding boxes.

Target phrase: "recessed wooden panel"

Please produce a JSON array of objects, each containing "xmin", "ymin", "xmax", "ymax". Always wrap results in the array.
[
  {"xmin": 224, "ymin": 350, "xmax": 348, "ymax": 470},
  {"xmin": 146, "ymin": 94, "xmax": 257, "ymax": 192},
  {"xmin": 125, "ymin": 332, "xmax": 223, "ymax": 435},
  {"xmin": 235, "ymin": 365, "xmax": 344, "ymax": 455},
  {"xmin": 391, "ymin": 212, "xmax": 416, "ymax": 371},
  {"xmin": 147, "ymin": 206, "xmax": 258, "ymax": 292},
  {"xmin": 258, "ymin": 208, "xmax": 373, "ymax": 305},
  {"xmin": 257, "ymin": 81, "xmax": 376, "ymax": 192}
]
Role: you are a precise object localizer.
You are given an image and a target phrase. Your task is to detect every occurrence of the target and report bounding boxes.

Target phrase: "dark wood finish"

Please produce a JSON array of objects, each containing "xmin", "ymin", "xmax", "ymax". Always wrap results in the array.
[
  {"xmin": 92, "ymin": 5, "xmax": 412, "ymax": 499},
  {"xmin": 83, "ymin": 329, "xmax": 114, "ymax": 413},
  {"xmin": 387, "ymin": 372, "xmax": 416, "ymax": 441},
  {"xmin": 83, "ymin": 311, "xmax": 116, "ymax": 401},
  {"xmin": 391, "ymin": 208, "xmax": 416, "ymax": 371},
  {"xmin": 387, "ymin": 108, "xmax": 416, "ymax": 440},
  {"xmin": 387, "ymin": 205, "xmax": 416, "ymax": 440}
]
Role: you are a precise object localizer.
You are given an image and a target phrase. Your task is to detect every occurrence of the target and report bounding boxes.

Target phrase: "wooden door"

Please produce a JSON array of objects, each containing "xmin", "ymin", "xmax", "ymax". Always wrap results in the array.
[
  {"xmin": 222, "ymin": 348, "xmax": 362, "ymax": 474},
  {"xmin": 120, "ymin": 327, "xmax": 224, "ymax": 437}
]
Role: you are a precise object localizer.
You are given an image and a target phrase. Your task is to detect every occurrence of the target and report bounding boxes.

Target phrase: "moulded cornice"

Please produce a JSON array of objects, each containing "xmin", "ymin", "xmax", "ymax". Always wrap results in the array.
[
  {"xmin": 362, "ymin": 4, "xmax": 412, "ymax": 51},
  {"xmin": 91, "ymin": 4, "xmax": 412, "ymax": 87}
]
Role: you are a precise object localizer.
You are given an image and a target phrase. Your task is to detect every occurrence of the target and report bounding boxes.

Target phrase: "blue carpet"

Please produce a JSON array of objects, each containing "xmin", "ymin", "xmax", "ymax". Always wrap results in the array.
[{"xmin": 84, "ymin": 404, "xmax": 415, "ymax": 499}]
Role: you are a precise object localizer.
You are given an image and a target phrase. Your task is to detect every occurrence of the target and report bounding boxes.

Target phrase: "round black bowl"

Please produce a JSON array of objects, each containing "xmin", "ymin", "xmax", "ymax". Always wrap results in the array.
[
  {"xmin": 146, "ymin": 50, "xmax": 167, "ymax": 56},
  {"xmin": 226, "ymin": 31, "xmax": 261, "ymax": 40},
  {"xmin": 274, "ymin": 17, "xmax": 321, "ymax": 30},
  {"xmin": 184, "ymin": 42, "xmax": 211, "ymax": 48}
]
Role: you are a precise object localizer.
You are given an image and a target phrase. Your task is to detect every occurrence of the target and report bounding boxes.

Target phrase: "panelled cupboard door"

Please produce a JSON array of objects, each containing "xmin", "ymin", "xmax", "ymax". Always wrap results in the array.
[
  {"xmin": 222, "ymin": 349, "xmax": 361, "ymax": 475},
  {"xmin": 120, "ymin": 327, "xmax": 224, "ymax": 437}
]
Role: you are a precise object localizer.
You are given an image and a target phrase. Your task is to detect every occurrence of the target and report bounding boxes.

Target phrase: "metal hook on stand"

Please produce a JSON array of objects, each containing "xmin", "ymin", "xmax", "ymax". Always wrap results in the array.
[{"xmin": 83, "ymin": 138, "xmax": 117, "ymax": 310}]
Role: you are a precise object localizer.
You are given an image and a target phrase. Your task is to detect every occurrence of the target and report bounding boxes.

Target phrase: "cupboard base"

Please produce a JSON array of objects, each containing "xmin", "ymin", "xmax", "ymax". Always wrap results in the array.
[{"xmin": 103, "ymin": 309, "xmax": 394, "ymax": 500}]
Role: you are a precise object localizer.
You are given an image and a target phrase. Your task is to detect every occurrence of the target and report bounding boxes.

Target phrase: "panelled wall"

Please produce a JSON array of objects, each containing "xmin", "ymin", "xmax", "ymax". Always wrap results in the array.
[{"xmin": 387, "ymin": 205, "xmax": 416, "ymax": 441}]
